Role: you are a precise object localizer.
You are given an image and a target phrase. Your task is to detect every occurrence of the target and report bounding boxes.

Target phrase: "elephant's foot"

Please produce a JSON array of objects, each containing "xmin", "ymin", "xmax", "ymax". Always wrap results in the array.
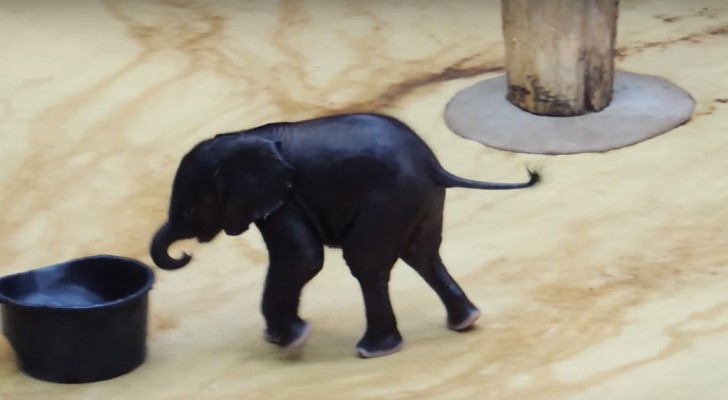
[
  {"xmin": 264, "ymin": 319, "xmax": 310, "ymax": 349},
  {"xmin": 447, "ymin": 305, "xmax": 481, "ymax": 332},
  {"xmin": 356, "ymin": 331, "xmax": 404, "ymax": 359}
]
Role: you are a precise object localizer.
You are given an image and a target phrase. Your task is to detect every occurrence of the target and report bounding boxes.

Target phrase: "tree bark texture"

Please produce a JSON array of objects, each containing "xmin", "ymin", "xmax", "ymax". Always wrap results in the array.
[{"xmin": 501, "ymin": 0, "xmax": 619, "ymax": 116}]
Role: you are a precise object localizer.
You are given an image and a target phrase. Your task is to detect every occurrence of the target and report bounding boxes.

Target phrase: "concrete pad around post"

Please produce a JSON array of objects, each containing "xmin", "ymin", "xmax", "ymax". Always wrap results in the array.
[{"xmin": 444, "ymin": 71, "xmax": 696, "ymax": 155}]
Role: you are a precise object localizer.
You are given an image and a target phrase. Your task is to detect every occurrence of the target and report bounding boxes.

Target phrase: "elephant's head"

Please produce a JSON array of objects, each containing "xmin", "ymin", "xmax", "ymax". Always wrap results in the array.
[{"xmin": 150, "ymin": 133, "xmax": 294, "ymax": 270}]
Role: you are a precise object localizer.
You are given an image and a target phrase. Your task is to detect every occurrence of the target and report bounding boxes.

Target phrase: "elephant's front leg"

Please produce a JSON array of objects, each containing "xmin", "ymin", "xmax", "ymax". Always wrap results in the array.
[
  {"xmin": 342, "ymin": 206, "xmax": 413, "ymax": 359},
  {"xmin": 255, "ymin": 203, "xmax": 324, "ymax": 349},
  {"xmin": 351, "ymin": 269, "xmax": 402, "ymax": 358}
]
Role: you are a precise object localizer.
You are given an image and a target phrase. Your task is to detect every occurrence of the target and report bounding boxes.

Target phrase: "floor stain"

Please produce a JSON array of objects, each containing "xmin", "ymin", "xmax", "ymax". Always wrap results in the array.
[
  {"xmin": 617, "ymin": 22, "xmax": 728, "ymax": 59},
  {"xmin": 656, "ymin": 6, "xmax": 723, "ymax": 23},
  {"xmin": 322, "ymin": 56, "xmax": 504, "ymax": 116}
]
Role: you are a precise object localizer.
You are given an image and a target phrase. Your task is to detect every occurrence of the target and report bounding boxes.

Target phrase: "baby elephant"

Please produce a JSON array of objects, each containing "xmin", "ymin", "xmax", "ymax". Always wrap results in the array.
[{"xmin": 150, "ymin": 112, "xmax": 540, "ymax": 358}]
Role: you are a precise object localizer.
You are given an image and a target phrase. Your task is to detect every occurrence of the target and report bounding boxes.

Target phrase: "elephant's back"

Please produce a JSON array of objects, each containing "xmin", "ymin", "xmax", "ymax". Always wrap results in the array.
[{"xmin": 281, "ymin": 113, "xmax": 435, "ymax": 166}]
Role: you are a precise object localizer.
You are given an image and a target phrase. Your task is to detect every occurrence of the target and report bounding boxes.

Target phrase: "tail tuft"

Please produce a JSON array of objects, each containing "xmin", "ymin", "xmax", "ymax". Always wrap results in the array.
[{"xmin": 525, "ymin": 167, "xmax": 541, "ymax": 186}]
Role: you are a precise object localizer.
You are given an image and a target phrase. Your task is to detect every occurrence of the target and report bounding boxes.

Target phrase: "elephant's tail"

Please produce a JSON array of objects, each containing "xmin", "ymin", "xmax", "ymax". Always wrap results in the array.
[{"xmin": 430, "ymin": 159, "xmax": 541, "ymax": 190}]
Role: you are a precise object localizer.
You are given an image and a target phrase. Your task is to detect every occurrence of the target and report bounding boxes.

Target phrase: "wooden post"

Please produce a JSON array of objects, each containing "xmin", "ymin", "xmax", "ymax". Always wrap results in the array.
[{"xmin": 501, "ymin": 0, "xmax": 619, "ymax": 116}]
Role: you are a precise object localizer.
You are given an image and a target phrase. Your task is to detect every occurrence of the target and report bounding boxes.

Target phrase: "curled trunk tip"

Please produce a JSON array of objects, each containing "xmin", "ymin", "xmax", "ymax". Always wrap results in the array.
[{"xmin": 150, "ymin": 223, "xmax": 193, "ymax": 270}]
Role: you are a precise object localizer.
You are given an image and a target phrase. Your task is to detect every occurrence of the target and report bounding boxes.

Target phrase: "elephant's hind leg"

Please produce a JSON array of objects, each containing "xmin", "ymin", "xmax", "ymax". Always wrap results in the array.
[
  {"xmin": 255, "ymin": 202, "xmax": 325, "ymax": 350},
  {"xmin": 403, "ymin": 251, "xmax": 481, "ymax": 331},
  {"xmin": 401, "ymin": 191, "xmax": 480, "ymax": 332}
]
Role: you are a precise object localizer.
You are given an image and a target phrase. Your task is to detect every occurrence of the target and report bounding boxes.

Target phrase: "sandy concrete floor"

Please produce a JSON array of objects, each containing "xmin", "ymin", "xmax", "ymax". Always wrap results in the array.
[{"xmin": 1, "ymin": 0, "xmax": 727, "ymax": 399}]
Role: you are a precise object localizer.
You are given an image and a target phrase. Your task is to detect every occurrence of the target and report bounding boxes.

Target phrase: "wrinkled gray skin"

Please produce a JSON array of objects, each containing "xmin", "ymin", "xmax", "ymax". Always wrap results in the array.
[{"xmin": 150, "ymin": 113, "xmax": 540, "ymax": 358}]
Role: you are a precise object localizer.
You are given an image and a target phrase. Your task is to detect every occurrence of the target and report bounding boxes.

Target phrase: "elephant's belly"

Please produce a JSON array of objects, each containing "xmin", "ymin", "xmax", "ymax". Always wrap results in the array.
[
  {"xmin": 290, "ymin": 193, "xmax": 356, "ymax": 248},
  {"xmin": 308, "ymin": 211, "xmax": 355, "ymax": 248}
]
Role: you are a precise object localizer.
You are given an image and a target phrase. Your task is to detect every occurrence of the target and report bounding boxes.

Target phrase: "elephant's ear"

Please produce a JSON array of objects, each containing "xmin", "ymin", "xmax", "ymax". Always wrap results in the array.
[{"xmin": 212, "ymin": 134, "xmax": 294, "ymax": 235}]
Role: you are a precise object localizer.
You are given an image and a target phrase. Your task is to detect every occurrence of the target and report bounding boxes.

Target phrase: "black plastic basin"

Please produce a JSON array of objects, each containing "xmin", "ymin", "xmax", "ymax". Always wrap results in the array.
[{"xmin": 0, "ymin": 255, "xmax": 155, "ymax": 384}]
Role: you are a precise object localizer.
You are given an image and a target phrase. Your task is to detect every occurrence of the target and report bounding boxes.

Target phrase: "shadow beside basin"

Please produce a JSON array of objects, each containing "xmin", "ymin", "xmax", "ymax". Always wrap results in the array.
[{"xmin": 0, "ymin": 255, "xmax": 155, "ymax": 384}]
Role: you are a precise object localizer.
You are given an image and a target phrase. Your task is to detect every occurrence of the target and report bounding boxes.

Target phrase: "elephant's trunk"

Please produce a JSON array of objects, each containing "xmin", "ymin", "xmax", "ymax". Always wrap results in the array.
[{"xmin": 150, "ymin": 222, "xmax": 192, "ymax": 270}]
